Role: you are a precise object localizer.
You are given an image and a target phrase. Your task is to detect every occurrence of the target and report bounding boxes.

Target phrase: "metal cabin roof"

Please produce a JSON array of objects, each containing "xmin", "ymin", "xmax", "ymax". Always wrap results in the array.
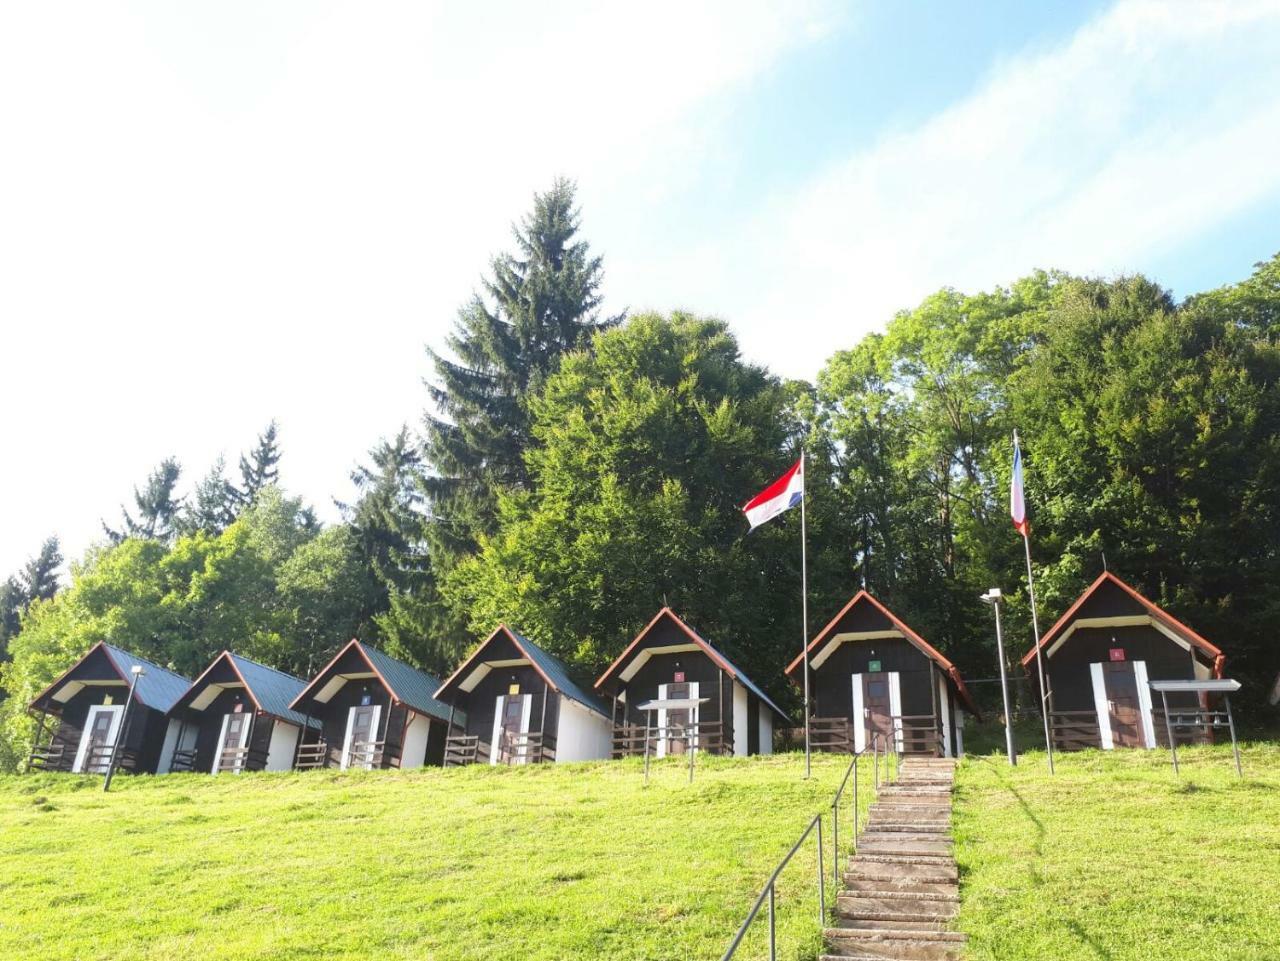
[
  {"xmin": 102, "ymin": 644, "xmax": 191, "ymax": 713},
  {"xmin": 359, "ymin": 643, "xmax": 452, "ymax": 722},
  {"xmin": 595, "ymin": 608, "xmax": 790, "ymax": 722},
  {"xmin": 506, "ymin": 628, "xmax": 610, "ymax": 719},
  {"xmin": 227, "ymin": 654, "xmax": 319, "ymax": 729}
]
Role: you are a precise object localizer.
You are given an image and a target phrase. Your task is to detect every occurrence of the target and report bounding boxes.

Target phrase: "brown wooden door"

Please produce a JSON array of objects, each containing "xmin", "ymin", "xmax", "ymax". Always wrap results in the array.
[
  {"xmin": 220, "ymin": 713, "xmax": 250, "ymax": 772},
  {"xmin": 84, "ymin": 708, "xmax": 118, "ymax": 773},
  {"xmin": 666, "ymin": 682, "xmax": 690, "ymax": 756},
  {"xmin": 499, "ymin": 696, "xmax": 524, "ymax": 762},
  {"xmin": 863, "ymin": 673, "xmax": 893, "ymax": 745},
  {"xmin": 1103, "ymin": 661, "xmax": 1142, "ymax": 747}
]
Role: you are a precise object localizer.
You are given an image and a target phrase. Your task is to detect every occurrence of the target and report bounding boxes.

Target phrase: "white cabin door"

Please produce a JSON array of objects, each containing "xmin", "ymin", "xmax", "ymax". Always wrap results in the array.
[
  {"xmin": 341, "ymin": 704, "xmax": 381, "ymax": 770},
  {"xmin": 213, "ymin": 711, "xmax": 252, "ymax": 774},
  {"xmin": 73, "ymin": 704, "xmax": 123, "ymax": 774}
]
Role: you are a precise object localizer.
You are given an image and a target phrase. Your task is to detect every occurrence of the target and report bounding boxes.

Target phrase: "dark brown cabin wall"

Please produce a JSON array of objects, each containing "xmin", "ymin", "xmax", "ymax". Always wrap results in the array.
[
  {"xmin": 1046, "ymin": 624, "xmax": 1204, "ymax": 712},
  {"xmin": 188, "ymin": 687, "xmax": 258, "ymax": 771},
  {"xmin": 424, "ymin": 716, "xmax": 447, "ymax": 765},
  {"xmin": 248, "ymin": 715, "xmax": 274, "ymax": 767},
  {"xmin": 809, "ymin": 636, "xmax": 934, "ymax": 719},
  {"xmin": 314, "ymin": 681, "xmax": 394, "ymax": 766},
  {"xmin": 49, "ymin": 686, "xmax": 171, "ymax": 773},
  {"xmin": 383, "ymin": 702, "xmax": 409, "ymax": 768},
  {"xmin": 621, "ymin": 650, "xmax": 725, "ymax": 727},
  {"xmin": 458, "ymin": 665, "xmax": 551, "ymax": 740}
]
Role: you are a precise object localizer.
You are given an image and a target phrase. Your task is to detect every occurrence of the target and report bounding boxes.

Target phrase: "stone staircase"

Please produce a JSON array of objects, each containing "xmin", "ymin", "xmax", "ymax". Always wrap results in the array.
[{"xmin": 821, "ymin": 757, "xmax": 965, "ymax": 961}]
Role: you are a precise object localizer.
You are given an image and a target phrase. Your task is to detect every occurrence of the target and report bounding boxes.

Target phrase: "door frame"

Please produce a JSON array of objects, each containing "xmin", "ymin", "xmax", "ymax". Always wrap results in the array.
[
  {"xmin": 851, "ymin": 672, "xmax": 901, "ymax": 753},
  {"xmin": 656, "ymin": 681, "xmax": 699, "ymax": 759},
  {"xmin": 1090, "ymin": 659, "xmax": 1156, "ymax": 749},
  {"xmin": 341, "ymin": 703, "xmax": 382, "ymax": 770},
  {"xmin": 72, "ymin": 703, "xmax": 124, "ymax": 774},
  {"xmin": 212, "ymin": 710, "xmax": 252, "ymax": 774},
  {"xmin": 489, "ymin": 693, "xmax": 532, "ymax": 765}
]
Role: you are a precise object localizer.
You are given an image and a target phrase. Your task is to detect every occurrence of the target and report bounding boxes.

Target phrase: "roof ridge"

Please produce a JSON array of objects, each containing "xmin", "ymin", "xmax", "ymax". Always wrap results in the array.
[{"xmin": 229, "ymin": 652, "xmax": 305, "ymax": 682}]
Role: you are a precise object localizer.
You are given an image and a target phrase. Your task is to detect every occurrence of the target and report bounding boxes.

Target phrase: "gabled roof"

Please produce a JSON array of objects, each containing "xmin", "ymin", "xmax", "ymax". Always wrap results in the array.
[
  {"xmin": 289, "ymin": 639, "xmax": 452, "ymax": 722},
  {"xmin": 171, "ymin": 651, "xmax": 318, "ymax": 729},
  {"xmin": 594, "ymin": 608, "xmax": 789, "ymax": 721},
  {"xmin": 1020, "ymin": 571, "xmax": 1225, "ymax": 674},
  {"xmin": 436, "ymin": 625, "xmax": 610, "ymax": 718},
  {"xmin": 30, "ymin": 642, "xmax": 191, "ymax": 714},
  {"xmin": 785, "ymin": 591, "xmax": 979, "ymax": 716}
]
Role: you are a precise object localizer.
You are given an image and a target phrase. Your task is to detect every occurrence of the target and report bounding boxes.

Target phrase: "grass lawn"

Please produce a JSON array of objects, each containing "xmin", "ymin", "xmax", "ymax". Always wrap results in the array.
[
  {"xmin": 0, "ymin": 753, "xmax": 862, "ymax": 961},
  {"xmin": 954, "ymin": 740, "xmax": 1280, "ymax": 961}
]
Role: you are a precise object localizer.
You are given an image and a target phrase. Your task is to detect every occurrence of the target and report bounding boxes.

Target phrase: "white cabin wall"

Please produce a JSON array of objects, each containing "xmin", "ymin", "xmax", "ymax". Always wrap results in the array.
[
  {"xmin": 733, "ymin": 684, "xmax": 748, "ymax": 755},
  {"xmin": 399, "ymin": 713, "xmax": 432, "ymax": 769},
  {"xmin": 266, "ymin": 720, "xmax": 302, "ymax": 772},
  {"xmin": 757, "ymin": 704, "xmax": 773, "ymax": 756},
  {"xmin": 555, "ymin": 696, "xmax": 612, "ymax": 762}
]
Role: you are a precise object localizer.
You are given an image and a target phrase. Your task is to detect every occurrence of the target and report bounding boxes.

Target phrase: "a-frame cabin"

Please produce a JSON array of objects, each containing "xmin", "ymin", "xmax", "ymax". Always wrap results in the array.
[
  {"xmin": 289, "ymin": 639, "xmax": 452, "ymax": 770},
  {"xmin": 26, "ymin": 642, "xmax": 190, "ymax": 775},
  {"xmin": 594, "ymin": 607, "xmax": 788, "ymax": 758},
  {"xmin": 1023, "ymin": 572, "xmax": 1227, "ymax": 751},
  {"xmin": 165, "ymin": 651, "xmax": 320, "ymax": 774},
  {"xmin": 435, "ymin": 625, "xmax": 612, "ymax": 766},
  {"xmin": 786, "ymin": 592, "xmax": 977, "ymax": 757}
]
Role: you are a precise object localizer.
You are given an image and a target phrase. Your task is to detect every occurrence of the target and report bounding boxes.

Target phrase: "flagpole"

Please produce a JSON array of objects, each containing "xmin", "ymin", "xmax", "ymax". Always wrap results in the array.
[
  {"xmin": 800, "ymin": 447, "xmax": 811, "ymax": 779},
  {"xmin": 1016, "ymin": 430, "xmax": 1055, "ymax": 775}
]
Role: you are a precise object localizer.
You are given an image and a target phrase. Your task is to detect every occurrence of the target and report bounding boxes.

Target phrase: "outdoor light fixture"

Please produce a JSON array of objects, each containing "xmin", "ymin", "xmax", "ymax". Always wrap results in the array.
[
  {"xmin": 104, "ymin": 665, "xmax": 145, "ymax": 792},
  {"xmin": 980, "ymin": 588, "xmax": 1017, "ymax": 766}
]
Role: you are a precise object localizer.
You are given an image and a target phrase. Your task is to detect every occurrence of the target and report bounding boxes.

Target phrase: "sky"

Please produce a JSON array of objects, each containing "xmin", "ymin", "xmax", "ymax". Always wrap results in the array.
[{"xmin": 2, "ymin": 0, "xmax": 1280, "ymax": 577}]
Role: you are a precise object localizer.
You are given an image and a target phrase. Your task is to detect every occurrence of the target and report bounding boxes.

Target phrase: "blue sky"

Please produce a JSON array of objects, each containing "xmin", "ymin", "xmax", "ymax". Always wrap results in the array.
[{"xmin": 2, "ymin": 0, "xmax": 1279, "ymax": 575}]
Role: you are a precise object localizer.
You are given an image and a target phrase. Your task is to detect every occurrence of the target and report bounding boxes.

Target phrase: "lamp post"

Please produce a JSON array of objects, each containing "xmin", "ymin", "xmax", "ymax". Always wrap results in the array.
[
  {"xmin": 104, "ymin": 665, "xmax": 144, "ymax": 792},
  {"xmin": 980, "ymin": 588, "xmax": 1017, "ymax": 766}
]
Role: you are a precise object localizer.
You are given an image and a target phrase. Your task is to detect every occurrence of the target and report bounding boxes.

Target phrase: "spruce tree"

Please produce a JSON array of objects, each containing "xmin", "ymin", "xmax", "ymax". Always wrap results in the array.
[
  {"xmin": 104, "ymin": 459, "xmax": 183, "ymax": 543},
  {"xmin": 0, "ymin": 537, "xmax": 61, "ymax": 657},
  {"xmin": 236, "ymin": 421, "xmax": 281, "ymax": 507},
  {"xmin": 422, "ymin": 179, "xmax": 620, "ymax": 561},
  {"xmin": 179, "ymin": 456, "xmax": 238, "ymax": 535}
]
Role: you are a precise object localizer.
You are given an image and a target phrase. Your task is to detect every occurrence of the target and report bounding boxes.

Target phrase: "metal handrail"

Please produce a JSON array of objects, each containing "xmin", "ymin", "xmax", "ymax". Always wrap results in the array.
[{"xmin": 719, "ymin": 813, "xmax": 825, "ymax": 961}]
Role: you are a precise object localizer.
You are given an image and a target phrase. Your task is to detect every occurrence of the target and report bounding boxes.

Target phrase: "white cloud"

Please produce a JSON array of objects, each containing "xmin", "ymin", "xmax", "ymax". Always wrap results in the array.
[
  {"xmin": 709, "ymin": 0, "xmax": 1280, "ymax": 378},
  {"xmin": 0, "ymin": 1, "xmax": 842, "ymax": 573}
]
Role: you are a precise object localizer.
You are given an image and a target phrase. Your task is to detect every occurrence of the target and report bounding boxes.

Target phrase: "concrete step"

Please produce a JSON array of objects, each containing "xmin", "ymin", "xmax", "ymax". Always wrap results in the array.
[
  {"xmin": 837, "ymin": 894, "xmax": 958, "ymax": 919},
  {"xmin": 844, "ymin": 885, "xmax": 957, "ymax": 900},
  {"xmin": 833, "ymin": 916, "xmax": 950, "ymax": 933},
  {"xmin": 822, "ymin": 928, "xmax": 966, "ymax": 960},
  {"xmin": 864, "ymin": 822, "xmax": 950, "ymax": 834},
  {"xmin": 848, "ymin": 856, "xmax": 958, "ymax": 880},
  {"xmin": 860, "ymin": 831, "xmax": 951, "ymax": 844},
  {"xmin": 839, "ymin": 887, "xmax": 958, "ymax": 904},
  {"xmin": 857, "ymin": 839, "xmax": 954, "ymax": 858}
]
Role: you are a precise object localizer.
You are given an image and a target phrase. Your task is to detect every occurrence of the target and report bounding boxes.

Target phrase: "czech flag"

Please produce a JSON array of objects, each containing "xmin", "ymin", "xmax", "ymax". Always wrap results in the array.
[
  {"xmin": 743, "ymin": 457, "xmax": 804, "ymax": 531},
  {"xmin": 1010, "ymin": 442, "xmax": 1029, "ymax": 537}
]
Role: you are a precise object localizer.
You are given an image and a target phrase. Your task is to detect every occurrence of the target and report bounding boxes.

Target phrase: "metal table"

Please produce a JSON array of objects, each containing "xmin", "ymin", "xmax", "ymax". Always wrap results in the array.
[
  {"xmin": 1148, "ymin": 678, "xmax": 1242, "ymax": 776},
  {"xmin": 635, "ymin": 697, "xmax": 710, "ymax": 785}
]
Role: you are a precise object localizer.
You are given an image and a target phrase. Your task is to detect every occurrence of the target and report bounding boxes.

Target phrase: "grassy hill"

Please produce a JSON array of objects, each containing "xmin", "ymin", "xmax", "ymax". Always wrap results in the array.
[
  {"xmin": 954, "ymin": 742, "xmax": 1280, "ymax": 961},
  {"xmin": 2, "ymin": 743, "xmax": 1277, "ymax": 961},
  {"xmin": 0, "ymin": 754, "xmax": 859, "ymax": 961}
]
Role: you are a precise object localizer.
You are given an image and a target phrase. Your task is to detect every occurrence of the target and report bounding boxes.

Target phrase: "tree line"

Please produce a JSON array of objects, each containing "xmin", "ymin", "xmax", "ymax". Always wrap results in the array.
[{"xmin": 3, "ymin": 179, "xmax": 1278, "ymax": 766}]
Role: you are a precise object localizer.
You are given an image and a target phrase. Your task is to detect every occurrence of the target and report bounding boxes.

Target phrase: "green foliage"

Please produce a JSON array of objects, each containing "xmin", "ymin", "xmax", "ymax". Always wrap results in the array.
[
  {"xmin": 448, "ymin": 311, "xmax": 805, "ymax": 686},
  {"xmin": 234, "ymin": 420, "xmax": 282, "ymax": 509},
  {"xmin": 0, "ymin": 488, "xmax": 372, "ymax": 769},
  {"xmin": 179, "ymin": 455, "xmax": 238, "ymax": 536}
]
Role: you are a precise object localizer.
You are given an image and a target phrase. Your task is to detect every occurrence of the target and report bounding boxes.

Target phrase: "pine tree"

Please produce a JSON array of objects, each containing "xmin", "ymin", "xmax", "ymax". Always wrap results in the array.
[
  {"xmin": 422, "ymin": 179, "xmax": 620, "ymax": 561},
  {"xmin": 103, "ymin": 459, "xmax": 183, "ymax": 543},
  {"xmin": 179, "ymin": 456, "xmax": 238, "ymax": 535},
  {"xmin": 0, "ymin": 537, "xmax": 61, "ymax": 656},
  {"xmin": 236, "ymin": 421, "xmax": 281, "ymax": 507}
]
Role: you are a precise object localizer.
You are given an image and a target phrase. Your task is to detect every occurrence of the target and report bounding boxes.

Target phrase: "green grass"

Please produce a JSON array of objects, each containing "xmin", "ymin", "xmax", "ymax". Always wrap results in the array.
[
  {"xmin": 954, "ymin": 740, "xmax": 1280, "ymax": 961},
  {"xmin": 0, "ymin": 754, "xmax": 864, "ymax": 961}
]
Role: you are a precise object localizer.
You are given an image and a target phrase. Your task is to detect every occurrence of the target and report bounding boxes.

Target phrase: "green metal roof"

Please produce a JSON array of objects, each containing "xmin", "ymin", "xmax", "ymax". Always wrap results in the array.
[
  {"xmin": 506, "ymin": 628, "xmax": 610, "ymax": 719},
  {"xmin": 102, "ymin": 644, "xmax": 191, "ymax": 713},
  {"xmin": 360, "ymin": 643, "xmax": 453, "ymax": 723},
  {"xmin": 227, "ymin": 654, "xmax": 320, "ymax": 730}
]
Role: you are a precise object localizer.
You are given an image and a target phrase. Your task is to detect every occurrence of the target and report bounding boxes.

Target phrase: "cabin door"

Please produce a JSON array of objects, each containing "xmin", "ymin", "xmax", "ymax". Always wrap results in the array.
[
  {"xmin": 656, "ymin": 681, "xmax": 699, "ymax": 758},
  {"xmin": 73, "ymin": 704, "xmax": 123, "ymax": 774},
  {"xmin": 490, "ymin": 694, "xmax": 531, "ymax": 765},
  {"xmin": 341, "ymin": 704, "xmax": 382, "ymax": 770},
  {"xmin": 1090, "ymin": 659, "xmax": 1155, "ymax": 749},
  {"xmin": 862, "ymin": 673, "xmax": 895, "ymax": 746},
  {"xmin": 213, "ymin": 711, "xmax": 251, "ymax": 774}
]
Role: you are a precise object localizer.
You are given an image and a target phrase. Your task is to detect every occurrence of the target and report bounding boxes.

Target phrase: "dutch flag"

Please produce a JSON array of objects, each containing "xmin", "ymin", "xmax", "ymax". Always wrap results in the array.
[
  {"xmin": 742, "ymin": 457, "xmax": 804, "ymax": 531},
  {"xmin": 1011, "ymin": 441, "xmax": 1029, "ymax": 537}
]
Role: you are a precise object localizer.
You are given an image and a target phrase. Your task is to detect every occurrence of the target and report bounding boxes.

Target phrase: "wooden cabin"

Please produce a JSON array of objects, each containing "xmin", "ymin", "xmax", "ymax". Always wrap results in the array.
[
  {"xmin": 164, "ymin": 651, "xmax": 320, "ymax": 774},
  {"xmin": 786, "ymin": 591, "xmax": 977, "ymax": 757},
  {"xmin": 288, "ymin": 639, "xmax": 452, "ymax": 770},
  {"xmin": 434, "ymin": 625, "xmax": 612, "ymax": 766},
  {"xmin": 594, "ymin": 608, "xmax": 787, "ymax": 758},
  {"xmin": 1022, "ymin": 572, "xmax": 1226, "ymax": 751},
  {"xmin": 26, "ymin": 642, "xmax": 190, "ymax": 775}
]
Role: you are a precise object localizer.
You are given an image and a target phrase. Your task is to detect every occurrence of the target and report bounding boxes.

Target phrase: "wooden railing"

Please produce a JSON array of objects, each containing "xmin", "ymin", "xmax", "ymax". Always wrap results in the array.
[
  {"xmin": 444, "ymin": 734, "xmax": 484, "ymax": 767},
  {"xmin": 81, "ymin": 744, "xmax": 138, "ymax": 774},
  {"xmin": 345, "ymin": 739, "xmax": 384, "ymax": 769},
  {"xmin": 893, "ymin": 714, "xmax": 943, "ymax": 755},
  {"xmin": 27, "ymin": 738, "xmax": 75, "ymax": 773},
  {"xmin": 611, "ymin": 721, "xmax": 726, "ymax": 759},
  {"xmin": 444, "ymin": 731, "xmax": 558, "ymax": 766},
  {"xmin": 1152, "ymin": 708, "xmax": 1216, "ymax": 747},
  {"xmin": 215, "ymin": 745, "xmax": 269, "ymax": 774},
  {"xmin": 169, "ymin": 748, "xmax": 199, "ymax": 773},
  {"xmin": 1050, "ymin": 711, "xmax": 1101, "ymax": 751},
  {"xmin": 294, "ymin": 740, "xmax": 330, "ymax": 770}
]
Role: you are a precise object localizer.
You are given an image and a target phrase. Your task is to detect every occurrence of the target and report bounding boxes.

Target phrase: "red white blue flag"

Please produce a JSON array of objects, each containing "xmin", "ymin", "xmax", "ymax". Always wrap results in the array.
[
  {"xmin": 1010, "ymin": 441, "xmax": 1029, "ymax": 537},
  {"xmin": 743, "ymin": 457, "xmax": 804, "ymax": 531}
]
